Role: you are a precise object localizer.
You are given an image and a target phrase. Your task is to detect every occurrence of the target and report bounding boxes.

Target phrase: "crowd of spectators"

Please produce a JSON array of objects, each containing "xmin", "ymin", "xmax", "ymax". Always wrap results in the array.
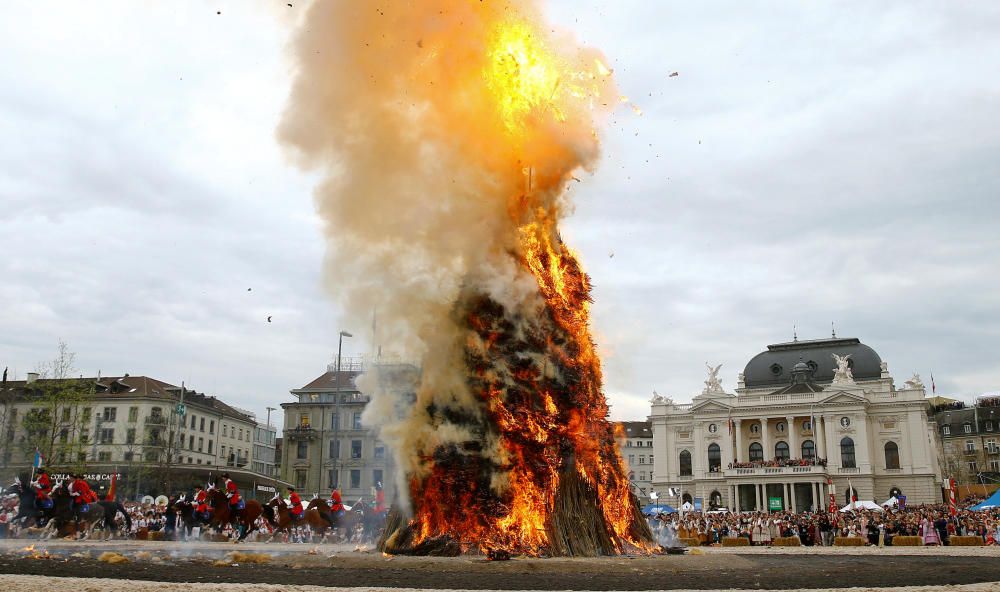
[
  {"xmin": 727, "ymin": 457, "xmax": 828, "ymax": 469},
  {"xmin": 651, "ymin": 505, "xmax": 1000, "ymax": 546}
]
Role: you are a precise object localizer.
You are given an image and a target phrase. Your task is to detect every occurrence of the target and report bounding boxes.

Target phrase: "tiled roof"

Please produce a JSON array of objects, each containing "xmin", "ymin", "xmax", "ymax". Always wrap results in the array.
[
  {"xmin": 2, "ymin": 376, "xmax": 254, "ymax": 422},
  {"xmin": 617, "ymin": 421, "xmax": 652, "ymax": 438},
  {"xmin": 298, "ymin": 370, "xmax": 362, "ymax": 391}
]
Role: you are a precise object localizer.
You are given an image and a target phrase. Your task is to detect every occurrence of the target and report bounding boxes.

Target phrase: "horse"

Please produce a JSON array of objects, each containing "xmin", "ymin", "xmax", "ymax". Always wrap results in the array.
[
  {"xmin": 173, "ymin": 495, "xmax": 211, "ymax": 539},
  {"xmin": 9, "ymin": 473, "xmax": 52, "ymax": 532},
  {"xmin": 261, "ymin": 495, "xmax": 334, "ymax": 543},
  {"xmin": 306, "ymin": 497, "xmax": 366, "ymax": 543},
  {"xmin": 206, "ymin": 488, "xmax": 261, "ymax": 542},
  {"xmin": 44, "ymin": 481, "xmax": 129, "ymax": 540}
]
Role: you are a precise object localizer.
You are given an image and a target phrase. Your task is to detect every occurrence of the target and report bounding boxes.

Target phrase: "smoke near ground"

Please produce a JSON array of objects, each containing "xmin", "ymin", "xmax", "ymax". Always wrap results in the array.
[{"xmin": 278, "ymin": 0, "xmax": 620, "ymax": 518}]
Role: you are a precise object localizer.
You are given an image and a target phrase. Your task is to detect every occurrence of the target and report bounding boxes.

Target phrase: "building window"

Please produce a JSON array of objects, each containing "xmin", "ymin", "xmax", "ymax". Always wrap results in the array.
[
  {"xmin": 329, "ymin": 439, "xmax": 340, "ymax": 459},
  {"xmin": 221, "ymin": 445, "xmax": 226, "ymax": 459},
  {"xmin": 296, "ymin": 441, "xmax": 308, "ymax": 459},
  {"xmin": 190, "ymin": 414, "xmax": 196, "ymax": 429},
  {"xmin": 296, "ymin": 470, "xmax": 307, "ymax": 489},
  {"xmin": 967, "ymin": 461, "xmax": 978, "ymax": 472},
  {"xmin": 639, "ymin": 471, "xmax": 646, "ymax": 481},
  {"xmin": 990, "ymin": 460, "xmax": 1000, "ymax": 472},
  {"xmin": 299, "ymin": 415, "xmax": 310, "ymax": 429},
  {"xmin": 884, "ymin": 441, "xmax": 900, "ymax": 469},
  {"xmin": 97, "ymin": 451, "xmax": 111, "ymax": 462},
  {"xmin": 59, "ymin": 429, "xmax": 69, "ymax": 444},
  {"xmin": 99, "ymin": 428, "xmax": 114, "ymax": 444},
  {"xmin": 200, "ymin": 417, "xmax": 205, "ymax": 432},
  {"xmin": 82, "ymin": 408, "xmax": 92, "ymax": 422},
  {"xmin": 126, "ymin": 428, "xmax": 136, "ymax": 444},
  {"xmin": 775, "ymin": 441, "xmax": 790, "ymax": 461},
  {"xmin": 189, "ymin": 435, "xmax": 194, "ymax": 449},
  {"xmin": 124, "ymin": 452, "xmax": 134, "ymax": 461},
  {"xmin": 351, "ymin": 440, "xmax": 362, "ymax": 459},
  {"xmin": 223, "ymin": 425, "xmax": 228, "ymax": 437},
  {"xmin": 103, "ymin": 407, "xmax": 117, "ymax": 421},
  {"xmin": 986, "ymin": 439, "xmax": 998, "ymax": 454},
  {"xmin": 987, "ymin": 421, "xmax": 994, "ymax": 432},
  {"xmin": 749, "ymin": 442, "xmax": 763, "ymax": 462},
  {"xmin": 628, "ymin": 454, "xmax": 635, "ymax": 465},
  {"xmin": 750, "ymin": 424, "xmax": 760, "ymax": 434},
  {"xmin": 841, "ymin": 437, "xmax": 856, "ymax": 468},
  {"xmin": 943, "ymin": 426, "xmax": 951, "ymax": 436},
  {"xmin": 649, "ymin": 454, "xmax": 654, "ymax": 466},
  {"xmin": 679, "ymin": 450, "xmax": 692, "ymax": 476},
  {"xmin": 373, "ymin": 469, "xmax": 383, "ymax": 486},
  {"xmin": 707, "ymin": 443, "xmax": 721, "ymax": 471},
  {"xmin": 803, "ymin": 420, "xmax": 812, "ymax": 432},
  {"xmin": 966, "ymin": 440, "xmax": 976, "ymax": 453},
  {"xmin": 330, "ymin": 413, "xmax": 339, "ymax": 430},
  {"xmin": 353, "ymin": 412, "xmax": 363, "ymax": 430},
  {"xmin": 802, "ymin": 440, "xmax": 815, "ymax": 460},
  {"xmin": 61, "ymin": 407, "xmax": 71, "ymax": 423},
  {"xmin": 374, "ymin": 445, "xmax": 385, "ymax": 460},
  {"xmin": 328, "ymin": 469, "xmax": 339, "ymax": 488},
  {"xmin": 639, "ymin": 455, "xmax": 646, "ymax": 465},
  {"xmin": 208, "ymin": 440, "xmax": 213, "ymax": 454},
  {"xmin": 964, "ymin": 423, "xmax": 972, "ymax": 434},
  {"xmin": 128, "ymin": 407, "xmax": 138, "ymax": 422},
  {"xmin": 350, "ymin": 469, "xmax": 361, "ymax": 489},
  {"xmin": 197, "ymin": 437, "xmax": 204, "ymax": 452}
]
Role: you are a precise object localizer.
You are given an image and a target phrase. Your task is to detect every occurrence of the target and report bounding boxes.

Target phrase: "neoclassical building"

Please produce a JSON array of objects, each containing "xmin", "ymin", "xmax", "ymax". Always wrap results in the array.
[{"xmin": 649, "ymin": 337, "xmax": 943, "ymax": 512}]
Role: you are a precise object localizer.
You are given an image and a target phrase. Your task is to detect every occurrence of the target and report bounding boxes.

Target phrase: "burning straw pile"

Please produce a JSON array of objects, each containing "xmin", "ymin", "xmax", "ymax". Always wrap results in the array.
[{"xmin": 280, "ymin": 1, "xmax": 651, "ymax": 557}]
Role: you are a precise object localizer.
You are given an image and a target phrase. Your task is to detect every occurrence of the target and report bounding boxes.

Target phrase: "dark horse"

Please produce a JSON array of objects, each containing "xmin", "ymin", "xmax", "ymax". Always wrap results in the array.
[
  {"xmin": 45, "ymin": 481, "xmax": 131, "ymax": 539},
  {"xmin": 206, "ymin": 488, "xmax": 262, "ymax": 542},
  {"xmin": 173, "ymin": 495, "xmax": 213, "ymax": 539},
  {"xmin": 9, "ymin": 473, "xmax": 54, "ymax": 531}
]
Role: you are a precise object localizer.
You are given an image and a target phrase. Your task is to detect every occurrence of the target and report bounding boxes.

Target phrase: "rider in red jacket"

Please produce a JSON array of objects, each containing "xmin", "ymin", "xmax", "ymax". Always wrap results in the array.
[
  {"xmin": 221, "ymin": 473, "xmax": 241, "ymax": 529},
  {"xmin": 374, "ymin": 481, "xmax": 386, "ymax": 514},
  {"xmin": 329, "ymin": 488, "xmax": 345, "ymax": 513},
  {"xmin": 288, "ymin": 487, "xmax": 303, "ymax": 519},
  {"xmin": 193, "ymin": 485, "xmax": 209, "ymax": 520},
  {"xmin": 33, "ymin": 469, "xmax": 52, "ymax": 502}
]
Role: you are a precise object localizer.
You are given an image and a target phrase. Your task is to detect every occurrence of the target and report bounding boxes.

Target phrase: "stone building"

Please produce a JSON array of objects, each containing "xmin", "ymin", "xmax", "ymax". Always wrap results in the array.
[
  {"xmin": 932, "ymin": 398, "xmax": 1000, "ymax": 485},
  {"xmin": 0, "ymin": 374, "xmax": 280, "ymax": 499},
  {"xmin": 649, "ymin": 337, "xmax": 943, "ymax": 512},
  {"xmin": 280, "ymin": 358, "xmax": 405, "ymax": 506},
  {"xmin": 615, "ymin": 421, "xmax": 654, "ymax": 505}
]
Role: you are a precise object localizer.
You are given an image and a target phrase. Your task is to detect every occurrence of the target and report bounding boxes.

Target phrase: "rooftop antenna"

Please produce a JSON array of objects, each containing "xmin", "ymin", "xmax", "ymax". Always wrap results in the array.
[
  {"xmin": 831, "ymin": 321, "xmax": 837, "ymax": 338},
  {"xmin": 793, "ymin": 323, "xmax": 798, "ymax": 342}
]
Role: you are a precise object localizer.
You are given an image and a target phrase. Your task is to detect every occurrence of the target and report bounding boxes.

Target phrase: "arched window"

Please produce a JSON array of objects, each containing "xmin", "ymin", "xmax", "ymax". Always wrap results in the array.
[
  {"xmin": 682, "ymin": 493, "xmax": 693, "ymax": 504},
  {"xmin": 840, "ymin": 437, "xmax": 856, "ymax": 468},
  {"xmin": 749, "ymin": 442, "xmax": 764, "ymax": 462},
  {"xmin": 707, "ymin": 443, "xmax": 721, "ymax": 471},
  {"xmin": 884, "ymin": 441, "xmax": 900, "ymax": 469},
  {"xmin": 709, "ymin": 490, "xmax": 722, "ymax": 509},
  {"xmin": 679, "ymin": 450, "xmax": 692, "ymax": 476},
  {"xmin": 775, "ymin": 441, "xmax": 790, "ymax": 460},
  {"xmin": 801, "ymin": 439, "xmax": 815, "ymax": 460}
]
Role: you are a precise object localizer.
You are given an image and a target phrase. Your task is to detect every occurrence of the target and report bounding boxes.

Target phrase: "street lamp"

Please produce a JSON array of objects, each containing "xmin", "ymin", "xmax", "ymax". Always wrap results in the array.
[{"xmin": 318, "ymin": 330, "xmax": 352, "ymax": 495}]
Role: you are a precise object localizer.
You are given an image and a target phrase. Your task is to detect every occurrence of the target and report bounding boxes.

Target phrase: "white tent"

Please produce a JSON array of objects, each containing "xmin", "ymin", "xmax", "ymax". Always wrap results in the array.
[
  {"xmin": 839, "ymin": 500, "xmax": 883, "ymax": 512},
  {"xmin": 881, "ymin": 497, "xmax": 899, "ymax": 508}
]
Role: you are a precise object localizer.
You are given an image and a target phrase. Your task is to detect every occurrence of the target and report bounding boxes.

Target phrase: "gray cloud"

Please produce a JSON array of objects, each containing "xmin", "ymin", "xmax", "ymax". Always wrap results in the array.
[{"xmin": 2, "ymin": 1, "xmax": 999, "ymax": 427}]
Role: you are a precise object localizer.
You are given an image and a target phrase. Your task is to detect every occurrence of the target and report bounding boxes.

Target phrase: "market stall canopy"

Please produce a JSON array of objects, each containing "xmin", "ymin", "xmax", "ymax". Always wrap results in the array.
[{"xmin": 839, "ymin": 500, "xmax": 883, "ymax": 512}]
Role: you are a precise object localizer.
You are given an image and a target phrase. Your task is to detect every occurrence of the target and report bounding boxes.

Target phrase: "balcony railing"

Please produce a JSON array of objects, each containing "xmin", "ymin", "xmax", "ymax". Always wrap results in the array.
[
  {"xmin": 702, "ymin": 471, "xmax": 725, "ymax": 479},
  {"xmin": 724, "ymin": 465, "xmax": 828, "ymax": 477},
  {"xmin": 838, "ymin": 467, "xmax": 861, "ymax": 474},
  {"xmin": 285, "ymin": 426, "xmax": 317, "ymax": 440},
  {"xmin": 144, "ymin": 415, "xmax": 168, "ymax": 426}
]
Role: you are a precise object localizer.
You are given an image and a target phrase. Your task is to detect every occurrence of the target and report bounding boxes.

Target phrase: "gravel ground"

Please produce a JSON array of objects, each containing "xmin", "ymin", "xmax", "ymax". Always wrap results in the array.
[
  {"xmin": 0, "ymin": 540, "xmax": 997, "ymax": 590},
  {"xmin": 0, "ymin": 574, "xmax": 999, "ymax": 592}
]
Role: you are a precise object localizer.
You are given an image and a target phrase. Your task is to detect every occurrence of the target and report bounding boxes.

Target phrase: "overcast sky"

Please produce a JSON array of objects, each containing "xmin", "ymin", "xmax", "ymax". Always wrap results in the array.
[{"xmin": 2, "ymin": 1, "xmax": 999, "ymax": 429}]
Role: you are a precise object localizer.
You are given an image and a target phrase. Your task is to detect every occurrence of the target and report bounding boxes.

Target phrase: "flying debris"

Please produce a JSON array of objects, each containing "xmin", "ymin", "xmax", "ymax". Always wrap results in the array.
[
  {"xmin": 669, "ymin": 71, "xmax": 679, "ymax": 77},
  {"xmin": 267, "ymin": 316, "xmax": 272, "ymax": 323}
]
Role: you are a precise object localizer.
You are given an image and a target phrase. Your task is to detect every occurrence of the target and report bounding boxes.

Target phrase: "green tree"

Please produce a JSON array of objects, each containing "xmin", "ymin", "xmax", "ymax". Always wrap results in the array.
[{"xmin": 18, "ymin": 341, "xmax": 93, "ymax": 473}]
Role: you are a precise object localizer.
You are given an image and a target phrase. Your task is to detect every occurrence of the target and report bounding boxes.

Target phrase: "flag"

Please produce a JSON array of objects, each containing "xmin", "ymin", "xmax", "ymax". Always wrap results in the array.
[
  {"xmin": 931, "ymin": 372, "xmax": 936, "ymax": 394},
  {"xmin": 947, "ymin": 477, "xmax": 957, "ymax": 517},
  {"xmin": 32, "ymin": 449, "xmax": 43, "ymax": 469},
  {"xmin": 106, "ymin": 474, "xmax": 117, "ymax": 501},
  {"xmin": 847, "ymin": 477, "xmax": 856, "ymax": 511}
]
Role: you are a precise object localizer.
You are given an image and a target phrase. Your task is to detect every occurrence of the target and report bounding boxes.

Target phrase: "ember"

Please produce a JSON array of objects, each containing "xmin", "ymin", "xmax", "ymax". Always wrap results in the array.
[{"xmin": 280, "ymin": 1, "xmax": 650, "ymax": 557}]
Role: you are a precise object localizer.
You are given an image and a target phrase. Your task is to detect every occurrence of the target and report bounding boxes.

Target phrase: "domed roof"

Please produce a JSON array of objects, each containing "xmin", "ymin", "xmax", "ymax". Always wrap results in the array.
[{"xmin": 743, "ymin": 337, "xmax": 882, "ymax": 389}]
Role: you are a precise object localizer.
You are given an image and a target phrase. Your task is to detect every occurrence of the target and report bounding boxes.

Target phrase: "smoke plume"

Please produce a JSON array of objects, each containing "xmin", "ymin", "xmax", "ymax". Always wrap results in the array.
[{"xmin": 279, "ymin": 0, "xmax": 622, "ymax": 526}]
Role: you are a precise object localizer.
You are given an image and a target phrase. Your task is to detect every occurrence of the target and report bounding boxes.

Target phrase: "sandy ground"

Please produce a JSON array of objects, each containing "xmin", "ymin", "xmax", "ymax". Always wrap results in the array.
[{"xmin": 0, "ymin": 574, "xmax": 998, "ymax": 592}]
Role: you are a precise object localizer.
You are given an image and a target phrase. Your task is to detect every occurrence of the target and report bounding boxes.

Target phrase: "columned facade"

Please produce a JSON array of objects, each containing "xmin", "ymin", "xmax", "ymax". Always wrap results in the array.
[{"xmin": 649, "ymin": 337, "xmax": 943, "ymax": 512}]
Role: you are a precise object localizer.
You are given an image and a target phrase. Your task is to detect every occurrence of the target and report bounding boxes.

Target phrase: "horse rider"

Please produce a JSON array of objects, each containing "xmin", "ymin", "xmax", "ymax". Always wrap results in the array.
[
  {"xmin": 323, "ymin": 486, "xmax": 345, "ymax": 528},
  {"xmin": 374, "ymin": 481, "xmax": 386, "ymax": 516},
  {"xmin": 68, "ymin": 473, "xmax": 96, "ymax": 524},
  {"xmin": 193, "ymin": 484, "xmax": 210, "ymax": 522},
  {"xmin": 220, "ymin": 473, "xmax": 243, "ymax": 528},
  {"xmin": 31, "ymin": 466, "xmax": 53, "ymax": 509},
  {"xmin": 287, "ymin": 486, "xmax": 304, "ymax": 521}
]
